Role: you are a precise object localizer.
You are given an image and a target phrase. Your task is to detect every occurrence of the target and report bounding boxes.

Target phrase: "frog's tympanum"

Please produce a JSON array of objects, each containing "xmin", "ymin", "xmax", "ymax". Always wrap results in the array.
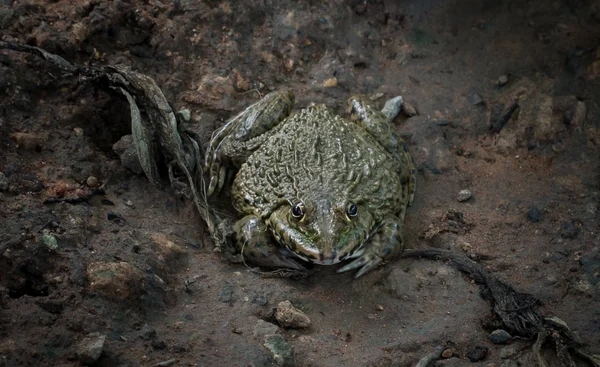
[{"xmin": 205, "ymin": 90, "xmax": 415, "ymax": 278}]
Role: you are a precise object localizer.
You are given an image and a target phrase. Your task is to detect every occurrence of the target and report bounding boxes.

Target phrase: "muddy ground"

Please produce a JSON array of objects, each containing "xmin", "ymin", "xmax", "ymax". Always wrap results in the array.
[{"xmin": 1, "ymin": 0, "xmax": 599, "ymax": 366}]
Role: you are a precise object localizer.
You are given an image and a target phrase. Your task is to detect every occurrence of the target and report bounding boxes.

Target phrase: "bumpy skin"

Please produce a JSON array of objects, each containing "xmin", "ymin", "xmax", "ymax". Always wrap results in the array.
[{"xmin": 206, "ymin": 90, "xmax": 415, "ymax": 278}]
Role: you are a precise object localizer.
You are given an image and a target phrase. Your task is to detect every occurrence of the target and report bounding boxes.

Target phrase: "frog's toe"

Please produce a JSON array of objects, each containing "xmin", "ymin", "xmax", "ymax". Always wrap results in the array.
[{"xmin": 337, "ymin": 254, "xmax": 383, "ymax": 278}]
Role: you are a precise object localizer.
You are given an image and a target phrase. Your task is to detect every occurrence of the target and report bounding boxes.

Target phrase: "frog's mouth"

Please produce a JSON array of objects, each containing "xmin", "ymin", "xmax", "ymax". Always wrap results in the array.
[{"xmin": 282, "ymin": 239, "xmax": 367, "ymax": 266}]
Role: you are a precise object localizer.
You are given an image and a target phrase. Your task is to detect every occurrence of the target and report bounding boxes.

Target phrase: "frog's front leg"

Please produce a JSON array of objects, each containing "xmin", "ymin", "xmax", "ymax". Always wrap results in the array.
[
  {"xmin": 205, "ymin": 90, "xmax": 295, "ymax": 196},
  {"xmin": 337, "ymin": 215, "xmax": 404, "ymax": 278},
  {"xmin": 234, "ymin": 215, "xmax": 307, "ymax": 272}
]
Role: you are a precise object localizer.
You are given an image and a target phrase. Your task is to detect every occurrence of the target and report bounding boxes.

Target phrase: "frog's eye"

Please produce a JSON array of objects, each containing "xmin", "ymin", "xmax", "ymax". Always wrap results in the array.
[
  {"xmin": 291, "ymin": 202, "xmax": 305, "ymax": 219},
  {"xmin": 346, "ymin": 202, "xmax": 358, "ymax": 218}
]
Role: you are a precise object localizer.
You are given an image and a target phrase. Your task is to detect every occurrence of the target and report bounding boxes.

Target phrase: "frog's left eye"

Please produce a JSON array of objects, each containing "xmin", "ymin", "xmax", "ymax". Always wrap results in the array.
[
  {"xmin": 346, "ymin": 202, "xmax": 358, "ymax": 218},
  {"xmin": 291, "ymin": 202, "xmax": 305, "ymax": 219}
]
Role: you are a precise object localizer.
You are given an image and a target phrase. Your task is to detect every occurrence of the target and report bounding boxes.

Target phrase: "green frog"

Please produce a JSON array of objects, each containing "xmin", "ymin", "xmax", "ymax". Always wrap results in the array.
[{"xmin": 205, "ymin": 90, "xmax": 415, "ymax": 278}]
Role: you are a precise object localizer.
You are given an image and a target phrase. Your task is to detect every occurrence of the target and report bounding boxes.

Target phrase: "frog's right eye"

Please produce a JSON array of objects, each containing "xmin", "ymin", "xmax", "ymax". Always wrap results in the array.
[{"xmin": 291, "ymin": 202, "xmax": 305, "ymax": 219}]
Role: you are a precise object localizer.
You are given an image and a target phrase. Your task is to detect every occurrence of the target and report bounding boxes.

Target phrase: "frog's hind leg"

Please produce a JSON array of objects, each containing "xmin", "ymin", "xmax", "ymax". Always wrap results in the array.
[
  {"xmin": 205, "ymin": 90, "xmax": 295, "ymax": 196},
  {"xmin": 348, "ymin": 94, "xmax": 416, "ymax": 206},
  {"xmin": 347, "ymin": 95, "xmax": 404, "ymax": 163}
]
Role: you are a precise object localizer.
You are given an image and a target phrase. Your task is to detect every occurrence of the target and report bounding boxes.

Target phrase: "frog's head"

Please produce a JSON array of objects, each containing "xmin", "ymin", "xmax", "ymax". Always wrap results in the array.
[{"xmin": 267, "ymin": 197, "xmax": 375, "ymax": 265}]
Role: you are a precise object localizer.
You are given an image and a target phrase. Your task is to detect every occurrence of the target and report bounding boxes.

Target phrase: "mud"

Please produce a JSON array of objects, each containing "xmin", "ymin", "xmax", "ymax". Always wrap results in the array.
[{"xmin": 0, "ymin": 0, "xmax": 599, "ymax": 366}]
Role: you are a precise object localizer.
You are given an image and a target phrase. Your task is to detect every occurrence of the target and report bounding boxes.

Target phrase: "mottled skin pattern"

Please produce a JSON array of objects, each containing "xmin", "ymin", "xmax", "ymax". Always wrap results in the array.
[{"xmin": 205, "ymin": 90, "xmax": 415, "ymax": 278}]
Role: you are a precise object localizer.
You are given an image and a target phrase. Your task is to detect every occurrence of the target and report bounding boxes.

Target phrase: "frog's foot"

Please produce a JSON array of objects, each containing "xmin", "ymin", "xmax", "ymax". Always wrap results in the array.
[
  {"xmin": 337, "ymin": 252, "xmax": 384, "ymax": 278},
  {"xmin": 234, "ymin": 215, "xmax": 307, "ymax": 272},
  {"xmin": 337, "ymin": 216, "xmax": 404, "ymax": 278},
  {"xmin": 204, "ymin": 90, "xmax": 295, "ymax": 196},
  {"xmin": 381, "ymin": 96, "xmax": 404, "ymax": 121}
]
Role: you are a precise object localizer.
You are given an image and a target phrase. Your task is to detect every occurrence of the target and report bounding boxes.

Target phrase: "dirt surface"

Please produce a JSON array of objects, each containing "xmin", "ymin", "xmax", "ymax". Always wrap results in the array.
[{"xmin": 1, "ymin": 0, "xmax": 599, "ymax": 366}]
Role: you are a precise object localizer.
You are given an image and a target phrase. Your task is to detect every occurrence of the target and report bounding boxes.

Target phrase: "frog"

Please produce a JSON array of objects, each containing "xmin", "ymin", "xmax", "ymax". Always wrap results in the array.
[{"xmin": 204, "ymin": 90, "xmax": 416, "ymax": 278}]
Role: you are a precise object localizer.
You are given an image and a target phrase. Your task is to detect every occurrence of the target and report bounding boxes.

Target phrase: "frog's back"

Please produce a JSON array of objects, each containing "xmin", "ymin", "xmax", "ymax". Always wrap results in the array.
[{"xmin": 232, "ymin": 104, "xmax": 406, "ymax": 218}]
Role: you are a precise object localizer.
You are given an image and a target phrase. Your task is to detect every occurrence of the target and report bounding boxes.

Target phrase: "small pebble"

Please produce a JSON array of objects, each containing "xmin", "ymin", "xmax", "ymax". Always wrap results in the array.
[
  {"xmin": 73, "ymin": 127, "xmax": 84, "ymax": 136},
  {"xmin": 76, "ymin": 332, "xmax": 106, "ymax": 364},
  {"xmin": 283, "ymin": 58, "xmax": 295, "ymax": 72},
  {"xmin": 86, "ymin": 176, "xmax": 98, "ymax": 188},
  {"xmin": 401, "ymin": 101, "xmax": 418, "ymax": 116},
  {"xmin": 275, "ymin": 301, "xmax": 311, "ymax": 329},
  {"xmin": 469, "ymin": 92, "xmax": 485, "ymax": 105},
  {"xmin": 125, "ymin": 200, "xmax": 134, "ymax": 207},
  {"xmin": 527, "ymin": 207, "xmax": 543, "ymax": 222},
  {"xmin": 376, "ymin": 305, "xmax": 384, "ymax": 311},
  {"xmin": 441, "ymin": 348, "xmax": 454, "ymax": 359},
  {"xmin": 323, "ymin": 77, "xmax": 338, "ymax": 88},
  {"xmin": 488, "ymin": 329, "xmax": 511, "ymax": 344},
  {"xmin": 252, "ymin": 293, "xmax": 268, "ymax": 306},
  {"xmin": 42, "ymin": 233, "xmax": 59, "ymax": 251},
  {"xmin": 498, "ymin": 75, "xmax": 508, "ymax": 86},
  {"xmin": 457, "ymin": 189, "xmax": 472, "ymax": 202}
]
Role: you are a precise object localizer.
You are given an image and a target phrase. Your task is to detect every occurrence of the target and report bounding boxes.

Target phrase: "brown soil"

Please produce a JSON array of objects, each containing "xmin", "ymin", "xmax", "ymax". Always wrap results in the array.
[{"xmin": 0, "ymin": 0, "xmax": 599, "ymax": 366}]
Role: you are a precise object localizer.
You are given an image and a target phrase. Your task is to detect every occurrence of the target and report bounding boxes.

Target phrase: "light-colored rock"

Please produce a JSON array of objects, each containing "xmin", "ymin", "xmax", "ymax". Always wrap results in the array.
[
  {"xmin": 322, "ymin": 77, "xmax": 338, "ymax": 88},
  {"xmin": 86, "ymin": 176, "xmax": 98, "ymax": 188},
  {"xmin": 77, "ymin": 332, "xmax": 106, "ymax": 364},
  {"xmin": 275, "ymin": 301, "xmax": 311, "ymax": 329},
  {"xmin": 87, "ymin": 262, "xmax": 144, "ymax": 300},
  {"xmin": 283, "ymin": 58, "xmax": 295, "ymax": 72},
  {"xmin": 458, "ymin": 189, "xmax": 472, "ymax": 202},
  {"xmin": 441, "ymin": 348, "xmax": 454, "ymax": 358},
  {"xmin": 41, "ymin": 232, "xmax": 59, "ymax": 251}
]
